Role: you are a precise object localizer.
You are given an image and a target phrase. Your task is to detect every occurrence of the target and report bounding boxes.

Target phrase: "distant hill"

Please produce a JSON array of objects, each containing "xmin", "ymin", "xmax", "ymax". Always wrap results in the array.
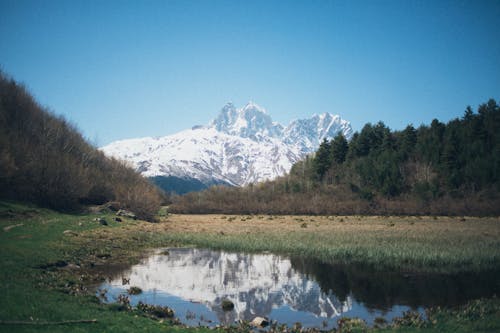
[
  {"xmin": 150, "ymin": 175, "xmax": 233, "ymax": 195},
  {"xmin": 171, "ymin": 99, "xmax": 500, "ymax": 216},
  {"xmin": 0, "ymin": 71, "xmax": 163, "ymax": 220},
  {"xmin": 101, "ymin": 102, "xmax": 352, "ymax": 193}
]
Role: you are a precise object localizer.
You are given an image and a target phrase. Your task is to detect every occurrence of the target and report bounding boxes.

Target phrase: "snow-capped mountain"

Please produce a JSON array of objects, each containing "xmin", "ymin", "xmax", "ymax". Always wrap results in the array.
[
  {"xmin": 101, "ymin": 127, "xmax": 299, "ymax": 186},
  {"xmin": 101, "ymin": 102, "xmax": 352, "ymax": 190},
  {"xmin": 283, "ymin": 113, "xmax": 353, "ymax": 155},
  {"xmin": 209, "ymin": 102, "xmax": 283, "ymax": 141}
]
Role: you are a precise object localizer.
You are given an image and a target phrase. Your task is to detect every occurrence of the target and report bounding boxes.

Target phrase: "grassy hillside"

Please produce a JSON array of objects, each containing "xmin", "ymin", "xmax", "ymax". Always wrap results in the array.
[
  {"xmin": 171, "ymin": 100, "xmax": 500, "ymax": 216},
  {"xmin": 0, "ymin": 72, "xmax": 163, "ymax": 220}
]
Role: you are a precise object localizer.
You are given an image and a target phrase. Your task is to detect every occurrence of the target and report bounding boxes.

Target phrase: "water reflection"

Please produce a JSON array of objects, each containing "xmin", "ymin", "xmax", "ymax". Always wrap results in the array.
[
  {"xmin": 99, "ymin": 248, "xmax": 499, "ymax": 328},
  {"xmin": 291, "ymin": 257, "xmax": 500, "ymax": 310}
]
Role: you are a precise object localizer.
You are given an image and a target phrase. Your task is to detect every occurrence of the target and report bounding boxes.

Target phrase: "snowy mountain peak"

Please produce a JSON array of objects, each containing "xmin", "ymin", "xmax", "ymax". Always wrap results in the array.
[
  {"xmin": 221, "ymin": 101, "xmax": 237, "ymax": 113},
  {"xmin": 282, "ymin": 112, "xmax": 353, "ymax": 154},
  {"xmin": 210, "ymin": 101, "xmax": 282, "ymax": 141},
  {"xmin": 101, "ymin": 102, "xmax": 353, "ymax": 190},
  {"xmin": 242, "ymin": 101, "xmax": 267, "ymax": 114},
  {"xmin": 211, "ymin": 102, "xmax": 237, "ymax": 129}
]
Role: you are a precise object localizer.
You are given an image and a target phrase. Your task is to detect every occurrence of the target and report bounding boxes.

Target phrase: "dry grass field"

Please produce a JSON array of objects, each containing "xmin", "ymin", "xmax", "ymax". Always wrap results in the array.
[{"xmin": 156, "ymin": 214, "xmax": 498, "ymax": 237}]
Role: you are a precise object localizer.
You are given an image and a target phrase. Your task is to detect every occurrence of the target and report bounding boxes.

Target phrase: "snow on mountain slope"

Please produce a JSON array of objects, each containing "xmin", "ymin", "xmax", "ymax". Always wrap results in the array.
[
  {"xmin": 283, "ymin": 113, "xmax": 353, "ymax": 155},
  {"xmin": 102, "ymin": 127, "xmax": 300, "ymax": 186},
  {"xmin": 101, "ymin": 102, "xmax": 352, "ymax": 187}
]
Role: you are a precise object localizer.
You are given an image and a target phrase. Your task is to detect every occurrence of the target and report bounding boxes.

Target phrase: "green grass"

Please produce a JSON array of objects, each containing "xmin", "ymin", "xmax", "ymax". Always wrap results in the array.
[
  {"xmin": 153, "ymin": 228, "xmax": 499, "ymax": 273},
  {"xmin": 0, "ymin": 202, "xmax": 211, "ymax": 333},
  {"xmin": 0, "ymin": 201, "xmax": 499, "ymax": 332}
]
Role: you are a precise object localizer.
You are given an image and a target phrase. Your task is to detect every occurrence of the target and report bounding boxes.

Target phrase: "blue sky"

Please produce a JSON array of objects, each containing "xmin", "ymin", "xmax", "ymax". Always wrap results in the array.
[{"xmin": 1, "ymin": 0, "xmax": 499, "ymax": 145}]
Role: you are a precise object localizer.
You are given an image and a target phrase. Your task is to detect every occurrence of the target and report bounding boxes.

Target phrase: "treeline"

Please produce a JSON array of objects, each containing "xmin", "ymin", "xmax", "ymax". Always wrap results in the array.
[
  {"xmin": 171, "ymin": 99, "xmax": 500, "ymax": 215},
  {"xmin": 0, "ymin": 71, "xmax": 163, "ymax": 220}
]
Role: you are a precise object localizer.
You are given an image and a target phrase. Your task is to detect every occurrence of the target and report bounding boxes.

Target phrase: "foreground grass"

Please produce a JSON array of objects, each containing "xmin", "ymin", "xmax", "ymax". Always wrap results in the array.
[
  {"xmin": 0, "ymin": 202, "xmax": 209, "ymax": 333},
  {"xmin": 0, "ymin": 201, "xmax": 499, "ymax": 333}
]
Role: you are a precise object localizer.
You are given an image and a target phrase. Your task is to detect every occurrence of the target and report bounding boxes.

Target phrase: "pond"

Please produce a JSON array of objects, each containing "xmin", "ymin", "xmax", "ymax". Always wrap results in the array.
[{"xmin": 97, "ymin": 248, "xmax": 499, "ymax": 329}]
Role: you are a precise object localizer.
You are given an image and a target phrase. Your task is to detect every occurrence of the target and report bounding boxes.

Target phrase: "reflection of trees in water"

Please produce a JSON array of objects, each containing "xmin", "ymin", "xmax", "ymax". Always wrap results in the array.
[{"xmin": 289, "ymin": 257, "xmax": 500, "ymax": 309}]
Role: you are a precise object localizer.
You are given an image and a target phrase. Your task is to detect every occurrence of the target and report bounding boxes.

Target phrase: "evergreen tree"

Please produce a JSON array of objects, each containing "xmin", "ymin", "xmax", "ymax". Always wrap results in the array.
[
  {"xmin": 313, "ymin": 138, "xmax": 332, "ymax": 179},
  {"xmin": 463, "ymin": 106, "xmax": 474, "ymax": 121},
  {"xmin": 356, "ymin": 123, "xmax": 374, "ymax": 156},
  {"xmin": 441, "ymin": 121, "xmax": 463, "ymax": 189},
  {"xmin": 331, "ymin": 133, "xmax": 348, "ymax": 164},
  {"xmin": 399, "ymin": 125, "xmax": 417, "ymax": 159},
  {"xmin": 346, "ymin": 132, "xmax": 360, "ymax": 160}
]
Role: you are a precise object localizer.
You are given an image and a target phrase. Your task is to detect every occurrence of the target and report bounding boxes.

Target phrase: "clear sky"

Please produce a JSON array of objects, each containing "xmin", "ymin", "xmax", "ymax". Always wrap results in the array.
[{"xmin": 1, "ymin": 0, "xmax": 499, "ymax": 145}]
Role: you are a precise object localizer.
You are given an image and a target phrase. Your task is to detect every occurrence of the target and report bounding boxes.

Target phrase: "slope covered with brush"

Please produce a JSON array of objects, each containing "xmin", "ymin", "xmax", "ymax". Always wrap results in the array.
[{"xmin": 0, "ymin": 72, "xmax": 162, "ymax": 220}]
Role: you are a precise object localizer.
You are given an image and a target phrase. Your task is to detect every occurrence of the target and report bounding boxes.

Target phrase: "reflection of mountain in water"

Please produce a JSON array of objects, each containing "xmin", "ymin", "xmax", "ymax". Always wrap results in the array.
[
  {"xmin": 110, "ymin": 248, "xmax": 352, "ymax": 323},
  {"xmin": 101, "ymin": 248, "xmax": 500, "ymax": 327}
]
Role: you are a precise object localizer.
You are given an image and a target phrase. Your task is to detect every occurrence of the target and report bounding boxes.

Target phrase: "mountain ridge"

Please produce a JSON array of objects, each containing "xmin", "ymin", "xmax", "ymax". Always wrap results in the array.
[{"xmin": 101, "ymin": 102, "xmax": 352, "ymax": 192}]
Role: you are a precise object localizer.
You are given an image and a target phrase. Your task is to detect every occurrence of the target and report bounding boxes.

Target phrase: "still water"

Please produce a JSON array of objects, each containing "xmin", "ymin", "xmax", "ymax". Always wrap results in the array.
[{"xmin": 98, "ymin": 248, "xmax": 499, "ymax": 329}]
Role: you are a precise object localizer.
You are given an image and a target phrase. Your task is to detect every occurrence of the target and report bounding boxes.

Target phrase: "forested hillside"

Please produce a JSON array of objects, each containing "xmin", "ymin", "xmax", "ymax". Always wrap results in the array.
[
  {"xmin": 171, "ymin": 99, "xmax": 500, "ymax": 215},
  {"xmin": 0, "ymin": 72, "xmax": 163, "ymax": 220}
]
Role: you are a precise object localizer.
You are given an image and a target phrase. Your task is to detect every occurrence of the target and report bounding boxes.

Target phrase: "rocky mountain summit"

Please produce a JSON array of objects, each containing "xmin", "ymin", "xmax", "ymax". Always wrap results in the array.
[{"xmin": 101, "ymin": 102, "xmax": 352, "ymax": 192}]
